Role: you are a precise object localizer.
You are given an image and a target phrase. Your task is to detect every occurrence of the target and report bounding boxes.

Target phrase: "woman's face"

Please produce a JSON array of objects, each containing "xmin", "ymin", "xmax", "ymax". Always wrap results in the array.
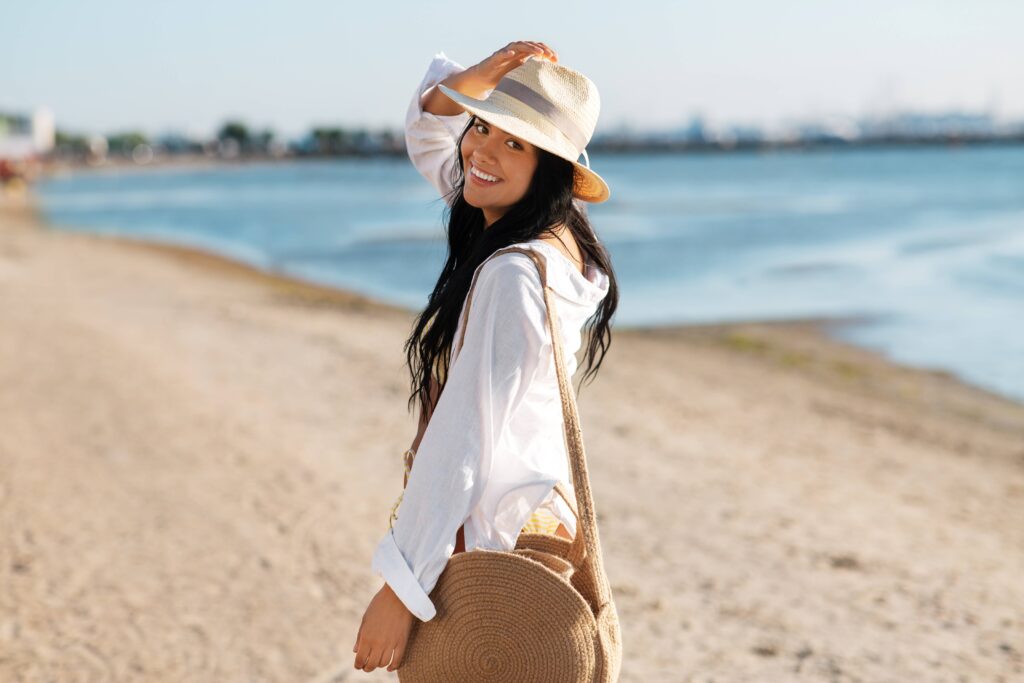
[{"xmin": 460, "ymin": 116, "xmax": 539, "ymax": 226}]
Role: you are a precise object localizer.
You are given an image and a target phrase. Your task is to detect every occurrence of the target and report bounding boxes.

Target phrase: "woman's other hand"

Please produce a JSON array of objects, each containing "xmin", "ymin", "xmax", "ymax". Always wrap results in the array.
[{"xmin": 352, "ymin": 581, "xmax": 416, "ymax": 673}]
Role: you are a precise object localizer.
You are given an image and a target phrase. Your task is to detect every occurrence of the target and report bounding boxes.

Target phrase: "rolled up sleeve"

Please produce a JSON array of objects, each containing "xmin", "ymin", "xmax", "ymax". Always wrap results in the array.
[
  {"xmin": 371, "ymin": 529, "xmax": 441, "ymax": 622},
  {"xmin": 404, "ymin": 51, "xmax": 473, "ymax": 205},
  {"xmin": 370, "ymin": 255, "xmax": 550, "ymax": 621}
]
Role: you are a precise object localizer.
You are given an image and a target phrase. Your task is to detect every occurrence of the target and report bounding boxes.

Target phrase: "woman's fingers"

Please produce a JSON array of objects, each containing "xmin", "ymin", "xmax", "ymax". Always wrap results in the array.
[
  {"xmin": 359, "ymin": 643, "xmax": 380, "ymax": 672},
  {"xmin": 479, "ymin": 41, "xmax": 559, "ymax": 83},
  {"xmin": 353, "ymin": 643, "xmax": 365, "ymax": 669},
  {"xmin": 521, "ymin": 40, "xmax": 557, "ymax": 62},
  {"xmin": 524, "ymin": 40, "xmax": 557, "ymax": 61},
  {"xmin": 503, "ymin": 40, "xmax": 558, "ymax": 63},
  {"xmin": 388, "ymin": 640, "xmax": 407, "ymax": 672},
  {"xmin": 355, "ymin": 641, "xmax": 401, "ymax": 673}
]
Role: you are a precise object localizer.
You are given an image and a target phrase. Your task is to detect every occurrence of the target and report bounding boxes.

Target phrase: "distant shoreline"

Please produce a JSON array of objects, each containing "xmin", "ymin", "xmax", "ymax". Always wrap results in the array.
[{"xmin": 35, "ymin": 134, "xmax": 1024, "ymax": 179}]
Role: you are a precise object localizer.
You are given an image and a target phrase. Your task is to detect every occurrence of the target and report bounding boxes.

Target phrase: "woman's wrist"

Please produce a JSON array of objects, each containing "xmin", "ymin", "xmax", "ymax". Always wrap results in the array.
[
  {"xmin": 380, "ymin": 580, "xmax": 414, "ymax": 618},
  {"xmin": 423, "ymin": 66, "xmax": 492, "ymax": 116},
  {"xmin": 441, "ymin": 64, "xmax": 494, "ymax": 98}
]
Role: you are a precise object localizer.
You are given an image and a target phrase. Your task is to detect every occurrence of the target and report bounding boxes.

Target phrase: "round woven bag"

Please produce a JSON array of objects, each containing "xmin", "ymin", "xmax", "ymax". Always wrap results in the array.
[{"xmin": 397, "ymin": 245, "xmax": 622, "ymax": 683}]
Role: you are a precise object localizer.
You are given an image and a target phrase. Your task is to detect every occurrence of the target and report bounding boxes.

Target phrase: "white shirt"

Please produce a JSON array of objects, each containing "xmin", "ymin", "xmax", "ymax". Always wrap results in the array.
[{"xmin": 370, "ymin": 51, "xmax": 611, "ymax": 622}]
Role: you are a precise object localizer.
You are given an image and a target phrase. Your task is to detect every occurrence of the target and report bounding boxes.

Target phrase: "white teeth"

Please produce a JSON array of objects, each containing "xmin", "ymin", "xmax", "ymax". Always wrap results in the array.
[{"xmin": 471, "ymin": 165, "xmax": 500, "ymax": 182}]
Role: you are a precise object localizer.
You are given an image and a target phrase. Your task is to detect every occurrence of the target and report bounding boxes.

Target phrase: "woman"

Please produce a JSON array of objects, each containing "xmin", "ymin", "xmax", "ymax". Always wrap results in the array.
[{"xmin": 352, "ymin": 41, "xmax": 618, "ymax": 674}]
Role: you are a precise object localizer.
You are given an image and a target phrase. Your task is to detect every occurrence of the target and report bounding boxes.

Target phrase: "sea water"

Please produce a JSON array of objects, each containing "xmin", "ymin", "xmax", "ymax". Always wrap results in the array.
[{"xmin": 35, "ymin": 145, "xmax": 1024, "ymax": 403}]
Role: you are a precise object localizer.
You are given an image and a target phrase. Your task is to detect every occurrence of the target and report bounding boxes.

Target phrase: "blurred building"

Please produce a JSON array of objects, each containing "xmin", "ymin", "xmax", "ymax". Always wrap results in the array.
[{"xmin": 0, "ymin": 107, "xmax": 55, "ymax": 182}]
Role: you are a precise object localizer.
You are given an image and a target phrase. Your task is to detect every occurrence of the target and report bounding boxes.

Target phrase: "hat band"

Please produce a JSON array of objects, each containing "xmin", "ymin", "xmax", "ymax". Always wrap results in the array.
[{"xmin": 494, "ymin": 77, "xmax": 589, "ymax": 153}]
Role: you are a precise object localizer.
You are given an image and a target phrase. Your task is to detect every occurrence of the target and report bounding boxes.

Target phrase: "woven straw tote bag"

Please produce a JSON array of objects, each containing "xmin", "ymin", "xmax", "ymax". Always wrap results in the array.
[{"xmin": 396, "ymin": 245, "xmax": 623, "ymax": 683}]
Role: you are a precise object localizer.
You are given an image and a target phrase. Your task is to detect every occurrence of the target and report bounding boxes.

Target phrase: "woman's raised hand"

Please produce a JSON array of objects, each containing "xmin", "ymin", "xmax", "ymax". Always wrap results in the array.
[
  {"xmin": 469, "ymin": 41, "xmax": 559, "ymax": 89},
  {"xmin": 424, "ymin": 42, "xmax": 558, "ymax": 120}
]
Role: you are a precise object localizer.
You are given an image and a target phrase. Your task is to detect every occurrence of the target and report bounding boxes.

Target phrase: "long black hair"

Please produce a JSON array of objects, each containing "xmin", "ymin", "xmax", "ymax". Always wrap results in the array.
[{"xmin": 403, "ymin": 114, "xmax": 619, "ymax": 419}]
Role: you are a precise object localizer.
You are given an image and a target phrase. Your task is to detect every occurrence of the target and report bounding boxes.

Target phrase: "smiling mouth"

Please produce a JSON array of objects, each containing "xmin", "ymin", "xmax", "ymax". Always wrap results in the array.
[{"xmin": 469, "ymin": 163, "xmax": 502, "ymax": 184}]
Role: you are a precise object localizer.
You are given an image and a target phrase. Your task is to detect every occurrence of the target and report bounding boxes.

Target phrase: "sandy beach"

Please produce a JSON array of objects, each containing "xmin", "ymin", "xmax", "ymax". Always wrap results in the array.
[{"xmin": 1, "ymin": 191, "xmax": 1022, "ymax": 682}]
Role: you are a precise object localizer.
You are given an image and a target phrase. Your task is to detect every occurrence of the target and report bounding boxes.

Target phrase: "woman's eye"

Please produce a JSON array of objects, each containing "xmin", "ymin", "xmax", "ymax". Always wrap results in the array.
[{"xmin": 474, "ymin": 123, "xmax": 521, "ymax": 150}]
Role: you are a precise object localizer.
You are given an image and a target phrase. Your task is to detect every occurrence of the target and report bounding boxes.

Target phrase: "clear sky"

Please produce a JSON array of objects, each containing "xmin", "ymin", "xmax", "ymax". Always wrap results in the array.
[{"xmin": 3, "ymin": 0, "xmax": 1021, "ymax": 139}]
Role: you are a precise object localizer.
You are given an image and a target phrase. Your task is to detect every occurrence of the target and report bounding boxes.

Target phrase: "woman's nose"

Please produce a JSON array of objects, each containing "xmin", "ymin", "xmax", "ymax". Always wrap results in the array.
[
  {"xmin": 472, "ymin": 148, "xmax": 498, "ymax": 167},
  {"xmin": 478, "ymin": 134, "xmax": 506, "ymax": 158}
]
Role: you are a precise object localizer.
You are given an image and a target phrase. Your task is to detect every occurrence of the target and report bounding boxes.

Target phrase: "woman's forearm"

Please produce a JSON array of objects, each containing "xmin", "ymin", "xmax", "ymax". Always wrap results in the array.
[{"xmin": 420, "ymin": 65, "xmax": 492, "ymax": 117}]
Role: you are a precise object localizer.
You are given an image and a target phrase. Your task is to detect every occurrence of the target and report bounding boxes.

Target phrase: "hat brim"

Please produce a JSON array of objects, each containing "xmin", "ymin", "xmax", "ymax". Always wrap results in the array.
[{"xmin": 437, "ymin": 83, "xmax": 610, "ymax": 204}]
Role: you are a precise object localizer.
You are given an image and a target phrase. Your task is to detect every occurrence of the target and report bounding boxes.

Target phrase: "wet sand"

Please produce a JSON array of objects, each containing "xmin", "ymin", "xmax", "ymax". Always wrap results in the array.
[{"xmin": 1, "ymin": 191, "xmax": 1022, "ymax": 682}]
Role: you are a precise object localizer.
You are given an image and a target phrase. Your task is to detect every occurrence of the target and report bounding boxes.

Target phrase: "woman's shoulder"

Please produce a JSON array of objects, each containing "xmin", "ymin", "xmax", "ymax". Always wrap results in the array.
[{"xmin": 475, "ymin": 246, "xmax": 545, "ymax": 290}]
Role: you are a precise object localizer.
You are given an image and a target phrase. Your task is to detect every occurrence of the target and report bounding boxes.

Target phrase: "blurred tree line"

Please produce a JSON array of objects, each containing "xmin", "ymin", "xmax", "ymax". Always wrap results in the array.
[{"xmin": 50, "ymin": 118, "xmax": 405, "ymax": 164}]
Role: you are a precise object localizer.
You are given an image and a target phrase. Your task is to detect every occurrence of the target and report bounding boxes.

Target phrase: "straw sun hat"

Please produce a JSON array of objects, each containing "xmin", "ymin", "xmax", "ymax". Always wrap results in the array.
[{"xmin": 437, "ymin": 55, "xmax": 611, "ymax": 203}]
